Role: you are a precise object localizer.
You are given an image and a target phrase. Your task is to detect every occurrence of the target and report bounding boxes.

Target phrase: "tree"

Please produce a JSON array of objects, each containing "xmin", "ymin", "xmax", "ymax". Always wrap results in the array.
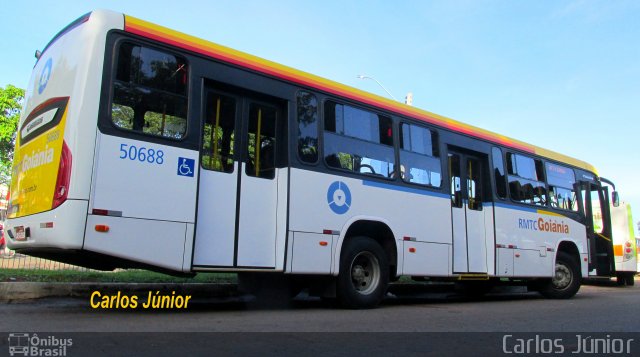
[{"xmin": 0, "ymin": 84, "xmax": 25, "ymax": 186}]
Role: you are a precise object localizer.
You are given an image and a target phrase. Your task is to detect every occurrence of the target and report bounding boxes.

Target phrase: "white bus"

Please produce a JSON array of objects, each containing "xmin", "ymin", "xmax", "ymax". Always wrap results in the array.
[
  {"xmin": 4, "ymin": 10, "xmax": 625, "ymax": 308},
  {"xmin": 602, "ymin": 201, "xmax": 637, "ymax": 285}
]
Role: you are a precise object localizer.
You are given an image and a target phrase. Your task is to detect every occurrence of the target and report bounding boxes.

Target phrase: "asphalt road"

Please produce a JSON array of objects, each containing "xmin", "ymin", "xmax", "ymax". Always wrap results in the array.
[{"xmin": 1, "ymin": 281, "xmax": 638, "ymax": 356}]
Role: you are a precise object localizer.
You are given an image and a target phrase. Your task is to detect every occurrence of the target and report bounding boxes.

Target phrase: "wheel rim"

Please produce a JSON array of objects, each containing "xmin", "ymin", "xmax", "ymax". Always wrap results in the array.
[
  {"xmin": 349, "ymin": 251, "xmax": 380, "ymax": 295},
  {"xmin": 552, "ymin": 262, "xmax": 572, "ymax": 290}
]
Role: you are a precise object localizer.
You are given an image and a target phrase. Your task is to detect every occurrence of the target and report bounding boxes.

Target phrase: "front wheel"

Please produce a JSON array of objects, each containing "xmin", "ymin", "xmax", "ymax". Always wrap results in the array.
[
  {"xmin": 539, "ymin": 252, "xmax": 581, "ymax": 299},
  {"xmin": 337, "ymin": 236, "xmax": 389, "ymax": 309}
]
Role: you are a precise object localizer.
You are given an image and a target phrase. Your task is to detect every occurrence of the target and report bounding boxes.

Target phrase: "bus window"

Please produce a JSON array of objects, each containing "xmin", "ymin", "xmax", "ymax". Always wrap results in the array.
[
  {"xmin": 506, "ymin": 152, "xmax": 547, "ymax": 206},
  {"xmin": 296, "ymin": 91, "xmax": 318, "ymax": 163},
  {"xmin": 492, "ymin": 147, "xmax": 507, "ymax": 199},
  {"xmin": 467, "ymin": 158, "xmax": 482, "ymax": 210},
  {"xmin": 246, "ymin": 103, "xmax": 277, "ymax": 179},
  {"xmin": 591, "ymin": 189, "xmax": 605, "ymax": 234},
  {"xmin": 201, "ymin": 92, "xmax": 236, "ymax": 173},
  {"xmin": 449, "ymin": 153, "xmax": 463, "ymax": 208},
  {"xmin": 111, "ymin": 42, "xmax": 188, "ymax": 139},
  {"xmin": 324, "ymin": 101, "xmax": 395, "ymax": 178},
  {"xmin": 399, "ymin": 123, "xmax": 442, "ymax": 187},
  {"xmin": 546, "ymin": 162, "xmax": 578, "ymax": 212}
]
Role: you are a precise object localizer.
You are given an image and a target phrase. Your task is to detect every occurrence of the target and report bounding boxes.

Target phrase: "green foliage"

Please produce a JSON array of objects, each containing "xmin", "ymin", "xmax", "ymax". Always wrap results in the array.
[
  {"xmin": 0, "ymin": 268, "xmax": 237, "ymax": 283},
  {"xmin": 111, "ymin": 103, "xmax": 186, "ymax": 139},
  {"xmin": 0, "ymin": 85, "xmax": 25, "ymax": 185}
]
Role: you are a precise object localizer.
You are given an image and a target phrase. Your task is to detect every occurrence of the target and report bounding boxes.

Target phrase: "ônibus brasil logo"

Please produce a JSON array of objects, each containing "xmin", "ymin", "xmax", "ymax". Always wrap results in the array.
[{"xmin": 7, "ymin": 333, "xmax": 73, "ymax": 356}]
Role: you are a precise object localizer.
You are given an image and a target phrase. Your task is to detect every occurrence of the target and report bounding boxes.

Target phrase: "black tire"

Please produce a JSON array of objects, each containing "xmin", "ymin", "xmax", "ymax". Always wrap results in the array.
[
  {"xmin": 539, "ymin": 252, "xmax": 581, "ymax": 299},
  {"xmin": 337, "ymin": 236, "xmax": 389, "ymax": 309},
  {"xmin": 627, "ymin": 274, "xmax": 636, "ymax": 286},
  {"xmin": 615, "ymin": 272, "xmax": 635, "ymax": 286},
  {"xmin": 623, "ymin": 273, "xmax": 635, "ymax": 286}
]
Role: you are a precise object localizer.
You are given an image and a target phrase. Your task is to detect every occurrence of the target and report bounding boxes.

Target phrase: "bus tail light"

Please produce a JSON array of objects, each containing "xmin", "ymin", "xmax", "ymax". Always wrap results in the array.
[{"xmin": 52, "ymin": 141, "xmax": 72, "ymax": 209}]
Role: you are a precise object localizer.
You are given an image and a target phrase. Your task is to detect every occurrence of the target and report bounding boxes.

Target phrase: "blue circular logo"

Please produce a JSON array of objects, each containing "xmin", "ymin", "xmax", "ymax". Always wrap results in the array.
[
  {"xmin": 327, "ymin": 181, "xmax": 351, "ymax": 215},
  {"xmin": 38, "ymin": 58, "xmax": 53, "ymax": 94}
]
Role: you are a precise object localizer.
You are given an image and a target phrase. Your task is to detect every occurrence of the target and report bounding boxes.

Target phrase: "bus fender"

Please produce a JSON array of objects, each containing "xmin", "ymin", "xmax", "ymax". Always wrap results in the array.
[
  {"xmin": 330, "ymin": 215, "xmax": 401, "ymax": 276},
  {"xmin": 553, "ymin": 239, "xmax": 588, "ymax": 278}
]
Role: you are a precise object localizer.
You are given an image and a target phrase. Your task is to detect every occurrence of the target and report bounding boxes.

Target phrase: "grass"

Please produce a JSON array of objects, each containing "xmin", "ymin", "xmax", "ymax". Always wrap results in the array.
[{"xmin": 0, "ymin": 269, "xmax": 237, "ymax": 283}]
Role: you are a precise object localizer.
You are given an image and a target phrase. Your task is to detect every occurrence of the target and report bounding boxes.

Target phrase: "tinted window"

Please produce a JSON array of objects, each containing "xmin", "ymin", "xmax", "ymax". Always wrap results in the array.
[
  {"xmin": 246, "ymin": 103, "xmax": 277, "ymax": 179},
  {"xmin": 201, "ymin": 92, "xmax": 236, "ymax": 173},
  {"xmin": 111, "ymin": 43, "xmax": 188, "ymax": 139},
  {"xmin": 546, "ymin": 162, "xmax": 578, "ymax": 211},
  {"xmin": 507, "ymin": 152, "xmax": 547, "ymax": 206},
  {"xmin": 324, "ymin": 101, "xmax": 394, "ymax": 178},
  {"xmin": 296, "ymin": 92, "xmax": 318, "ymax": 163},
  {"xmin": 449, "ymin": 153, "xmax": 463, "ymax": 208},
  {"xmin": 492, "ymin": 147, "xmax": 507, "ymax": 199},
  {"xmin": 399, "ymin": 123, "xmax": 441, "ymax": 187}
]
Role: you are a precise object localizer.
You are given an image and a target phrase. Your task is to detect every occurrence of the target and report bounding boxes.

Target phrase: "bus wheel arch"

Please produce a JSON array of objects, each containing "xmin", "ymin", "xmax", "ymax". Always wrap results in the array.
[
  {"xmin": 337, "ymin": 219, "xmax": 398, "ymax": 278},
  {"xmin": 539, "ymin": 242, "xmax": 581, "ymax": 299}
]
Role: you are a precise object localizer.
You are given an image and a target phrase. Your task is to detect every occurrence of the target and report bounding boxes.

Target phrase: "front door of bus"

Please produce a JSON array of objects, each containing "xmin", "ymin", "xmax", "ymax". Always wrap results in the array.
[
  {"xmin": 193, "ymin": 89, "xmax": 282, "ymax": 268},
  {"xmin": 449, "ymin": 151, "xmax": 488, "ymax": 273}
]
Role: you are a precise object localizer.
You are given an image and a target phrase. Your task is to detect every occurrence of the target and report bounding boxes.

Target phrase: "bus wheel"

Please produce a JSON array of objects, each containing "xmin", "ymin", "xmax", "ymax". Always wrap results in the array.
[
  {"xmin": 337, "ymin": 236, "xmax": 389, "ymax": 309},
  {"xmin": 540, "ymin": 252, "xmax": 580, "ymax": 299},
  {"xmin": 617, "ymin": 272, "xmax": 636, "ymax": 286},
  {"xmin": 626, "ymin": 274, "xmax": 636, "ymax": 286}
]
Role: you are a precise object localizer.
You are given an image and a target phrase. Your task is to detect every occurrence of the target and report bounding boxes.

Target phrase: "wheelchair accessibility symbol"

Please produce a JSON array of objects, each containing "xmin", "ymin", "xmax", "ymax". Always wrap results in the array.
[
  {"xmin": 327, "ymin": 181, "xmax": 351, "ymax": 215},
  {"xmin": 177, "ymin": 157, "xmax": 195, "ymax": 177}
]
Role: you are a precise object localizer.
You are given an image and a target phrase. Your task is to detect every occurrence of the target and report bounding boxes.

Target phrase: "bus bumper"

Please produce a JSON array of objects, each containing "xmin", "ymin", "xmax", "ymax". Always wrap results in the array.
[{"xmin": 5, "ymin": 199, "xmax": 88, "ymax": 250}]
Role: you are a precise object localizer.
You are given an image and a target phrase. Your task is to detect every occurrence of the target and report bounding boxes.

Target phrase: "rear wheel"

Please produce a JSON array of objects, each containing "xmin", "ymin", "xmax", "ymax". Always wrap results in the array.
[
  {"xmin": 539, "ymin": 252, "xmax": 581, "ymax": 299},
  {"xmin": 617, "ymin": 272, "xmax": 636, "ymax": 286},
  {"xmin": 337, "ymin": 236, "xmax": 389, "ymax": 309}
]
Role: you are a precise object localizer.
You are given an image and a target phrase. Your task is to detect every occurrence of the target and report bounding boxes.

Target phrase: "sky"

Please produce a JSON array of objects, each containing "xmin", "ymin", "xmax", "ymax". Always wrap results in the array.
[{"xmin": 2, "ymin": 0, "xmax": 639, "ymax": 234}]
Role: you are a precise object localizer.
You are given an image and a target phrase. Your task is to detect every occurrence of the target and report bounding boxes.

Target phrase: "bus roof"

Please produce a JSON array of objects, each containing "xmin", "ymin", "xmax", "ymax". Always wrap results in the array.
[{"xmin": 123, "ymin": 14, "xmax": 598, "ymax": 175}]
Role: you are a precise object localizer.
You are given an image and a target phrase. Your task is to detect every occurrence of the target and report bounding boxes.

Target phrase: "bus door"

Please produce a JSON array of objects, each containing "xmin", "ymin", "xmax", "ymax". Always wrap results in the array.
[
  {"xmin": 194, "ymin": 88, "xmax": 283, "ymax": 268},
  {"xmin": 449, "ymin": 151, "xmax": 490, "ymax": 273},
  {"xmin": 582, "ymin": 181, "xmax": 615, "ymax": 276}
]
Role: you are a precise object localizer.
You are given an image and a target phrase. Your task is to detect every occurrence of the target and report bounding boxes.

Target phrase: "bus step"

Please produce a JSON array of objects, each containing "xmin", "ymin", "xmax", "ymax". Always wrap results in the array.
[{"xmin": 457, "ymin": 273, "xmax": 490, "ymax": 281}]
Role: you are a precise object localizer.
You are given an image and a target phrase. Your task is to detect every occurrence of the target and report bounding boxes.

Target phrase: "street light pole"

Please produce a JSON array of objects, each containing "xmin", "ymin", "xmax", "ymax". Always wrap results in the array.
[{"xmin": 356, "ymin": 75, "xmax": 398, "ymax": 101}]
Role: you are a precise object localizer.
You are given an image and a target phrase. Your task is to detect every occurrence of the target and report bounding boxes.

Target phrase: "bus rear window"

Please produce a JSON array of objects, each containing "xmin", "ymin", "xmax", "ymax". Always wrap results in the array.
[{"xmin": 111, "ymin": 42, "xmax": 188, "ymax": 139}]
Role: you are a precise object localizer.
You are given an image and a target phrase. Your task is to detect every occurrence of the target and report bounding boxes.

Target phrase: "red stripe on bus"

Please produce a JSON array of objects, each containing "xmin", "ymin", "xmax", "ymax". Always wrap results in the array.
[{"xmin": 125, "ymin": 22, "xmax": 534, "ymax": 154}]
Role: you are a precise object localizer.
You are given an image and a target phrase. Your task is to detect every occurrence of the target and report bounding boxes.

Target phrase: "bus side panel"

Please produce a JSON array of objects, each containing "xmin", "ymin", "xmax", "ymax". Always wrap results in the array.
[
  {"xmin": 87, "ymin": 133, "xmax": 198, "ymax": 271},
  {"xmin": 84, "ymin": 215, "xmax": 188, "ymax": 271},
  {"xmin": 90, "ymin": 134, "xmax": 198, "ymax": 222},
  {"xmin": 484, "ymin": 204, "xmax": 496, "ymax": 275},
  {"xmin": 494, "ymin": 203, "xmax": 587, "ymax": 277},
  {"xmin": 287, "ymin": 168, "xmax": 452, "ymax": 277}
]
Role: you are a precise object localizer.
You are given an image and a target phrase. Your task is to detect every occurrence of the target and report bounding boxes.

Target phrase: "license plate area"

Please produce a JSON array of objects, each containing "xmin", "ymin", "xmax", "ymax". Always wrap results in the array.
[{"xmin": 15, "ymin": 226, "xmax": 26, "ymax": 241}]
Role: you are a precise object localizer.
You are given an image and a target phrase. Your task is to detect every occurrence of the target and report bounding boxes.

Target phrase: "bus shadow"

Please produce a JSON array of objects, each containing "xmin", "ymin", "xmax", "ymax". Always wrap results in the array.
[{"xmin": 186, "ymin": 284, "xmax": 549, "ymax": 311}]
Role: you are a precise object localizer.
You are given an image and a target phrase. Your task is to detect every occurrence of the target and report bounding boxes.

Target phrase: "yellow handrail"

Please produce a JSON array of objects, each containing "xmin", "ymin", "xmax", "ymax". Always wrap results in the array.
[
  {"xmin": 212, "ymin": 97, "xmax": 221, "ymax": 168},
  {"xmin": 255, "ymin": 108, "xmax": 262, "ymax": 176}
]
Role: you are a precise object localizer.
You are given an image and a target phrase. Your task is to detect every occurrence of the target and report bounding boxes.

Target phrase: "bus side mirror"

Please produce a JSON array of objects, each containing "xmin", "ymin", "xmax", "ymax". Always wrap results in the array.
[{"xmin": 612, "ymin": 191, "xmax": 620, "ymax": 207}]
